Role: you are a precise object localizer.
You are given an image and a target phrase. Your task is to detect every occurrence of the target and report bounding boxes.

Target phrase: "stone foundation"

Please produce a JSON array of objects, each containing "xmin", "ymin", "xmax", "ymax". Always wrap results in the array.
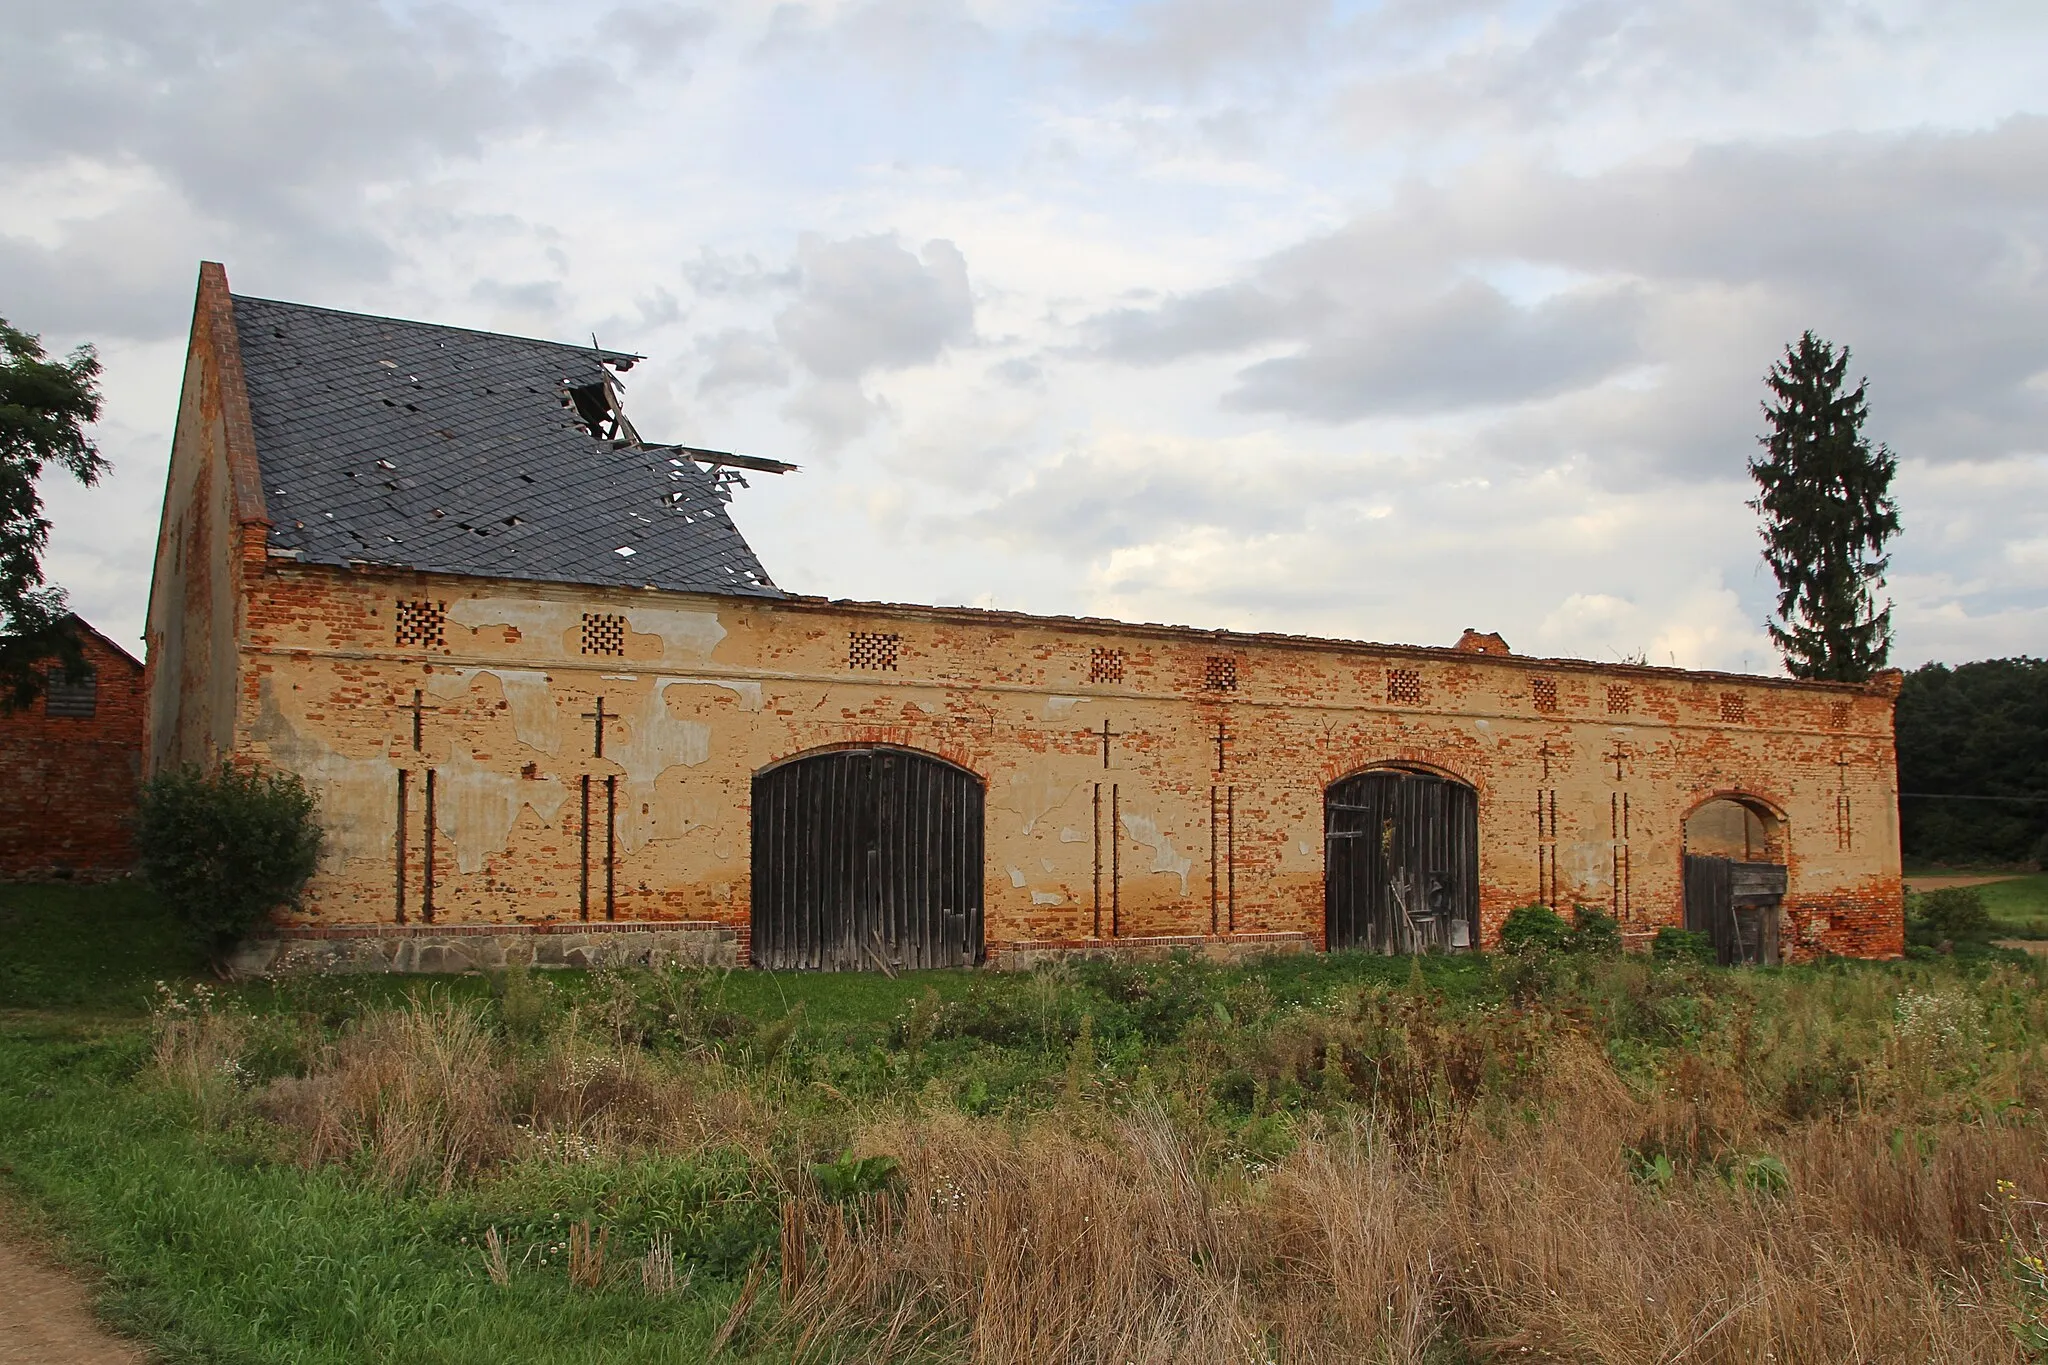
[
  {"xmin": 990, "ymin": 930, "xmax": 1314, "ymax": 971},
  {"xmin": 226, "ymin": 919, "xmax": 740, "ymax": 977}
]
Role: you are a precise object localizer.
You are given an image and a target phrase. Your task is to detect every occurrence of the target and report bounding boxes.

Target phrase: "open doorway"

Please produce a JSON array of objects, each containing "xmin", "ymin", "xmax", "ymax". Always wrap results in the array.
[{"xmin": 1682, "ymin": 796, "xmax": 1788, "ymax": 965}]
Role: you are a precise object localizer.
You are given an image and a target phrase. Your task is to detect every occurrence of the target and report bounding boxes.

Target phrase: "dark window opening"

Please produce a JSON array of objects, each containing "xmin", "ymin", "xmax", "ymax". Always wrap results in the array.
[{"xmin": 45, "ymin": 666, "xmax": 97, "ymax": 718}]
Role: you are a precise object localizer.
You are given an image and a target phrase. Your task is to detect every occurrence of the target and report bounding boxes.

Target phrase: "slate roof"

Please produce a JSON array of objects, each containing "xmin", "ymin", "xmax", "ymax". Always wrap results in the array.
[{"xmin": 230, "ymin": 294, "xmax": 781, "ymax": 597}]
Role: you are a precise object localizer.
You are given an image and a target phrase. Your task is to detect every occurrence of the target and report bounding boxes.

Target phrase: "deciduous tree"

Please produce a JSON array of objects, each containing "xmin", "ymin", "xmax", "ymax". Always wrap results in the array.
[{"xmin": 0, "ymin": 317, "xmax": 107, "ymax": 707}]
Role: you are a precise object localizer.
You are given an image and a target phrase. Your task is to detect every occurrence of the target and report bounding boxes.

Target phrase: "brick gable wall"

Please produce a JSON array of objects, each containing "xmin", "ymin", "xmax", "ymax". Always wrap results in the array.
[{"xmin": 0, "ymin": 630, "xmax": 147, "ymax": 878}]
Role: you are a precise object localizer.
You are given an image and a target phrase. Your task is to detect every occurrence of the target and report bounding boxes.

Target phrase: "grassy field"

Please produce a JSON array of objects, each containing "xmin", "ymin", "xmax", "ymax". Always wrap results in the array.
[{"xmin": 6, "ymin": 884, "xmax": 2048, "ymax": 1362}]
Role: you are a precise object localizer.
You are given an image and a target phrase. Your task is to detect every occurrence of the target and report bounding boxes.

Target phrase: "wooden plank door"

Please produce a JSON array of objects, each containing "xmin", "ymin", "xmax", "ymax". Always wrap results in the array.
[{"xmin": 751, "ymin": 747, "xmax": 984, "ymax": 971}]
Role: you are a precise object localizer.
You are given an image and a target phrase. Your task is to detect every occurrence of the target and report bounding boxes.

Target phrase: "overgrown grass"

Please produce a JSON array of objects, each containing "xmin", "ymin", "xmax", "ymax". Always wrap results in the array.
[
  {"xmin": 1984, "ymin": 874, "xmax": 2048, "ymax": 935},
  {"xmin": 6, "ymin": 885, "xmax": 2048, "ymax": 1362}
]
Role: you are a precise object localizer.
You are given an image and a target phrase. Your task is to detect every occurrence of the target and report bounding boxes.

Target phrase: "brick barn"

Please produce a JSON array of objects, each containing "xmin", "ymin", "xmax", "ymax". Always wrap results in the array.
[
  {"xmin": 0, "ymin": 615, "xmax": 146, "ymax": 880},
  {"xmin": 144, "ymin": 263, "xmax": 1904, "ymax": 974}
]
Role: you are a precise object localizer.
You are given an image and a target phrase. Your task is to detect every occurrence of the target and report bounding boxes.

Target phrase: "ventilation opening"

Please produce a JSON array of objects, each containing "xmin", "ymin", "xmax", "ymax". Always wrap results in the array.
[
  {"xmin": 396, "ymin": 600, "xmax": 447, "ymax": 648},
  {"xmin": 44, "ymin": 666, "xmax": 97, "ymax": 719},
  {"xmin": 1387, "ymin": 668, "xmax": 1422, "ymax": 705},
  {"xmin": 1204, "ymin": 656, "xmax": 1238, "ymax": 692},
  {"xmin": 1607, "ymin": 685, "xmax": 1633, "ymax": 714},
  {"xmin": 1089, "ymin": 647, "xmax": 1125, "ymax": 684},
  {"xmin": 582, "ymin": 613, "xmax": 626, "ymax": 656},
  {"xmin": 849, "ymin": 631, "xmax": 900, "ymax": 671},
  {"xmin": 1531, "ymin": 677, "xmax": 1557, "ymax": 713},
  {"xmin": 1719, "ymin": 693, "xmax": 1748, "ymax": 724}
]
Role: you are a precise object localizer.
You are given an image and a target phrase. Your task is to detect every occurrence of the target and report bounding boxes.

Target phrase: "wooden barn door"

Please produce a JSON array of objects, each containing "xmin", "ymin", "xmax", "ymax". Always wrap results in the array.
[
  {"xmin": 1683, "ymin": 854, "xmax": 1786, "ymax": 966},
  {"xmin": 1325, "ymin": 769, "xmax": 1479, "ymax": 953},
  {"xmin": 750, "ymin": 748, "xmax": 984, "ymax": 971}
]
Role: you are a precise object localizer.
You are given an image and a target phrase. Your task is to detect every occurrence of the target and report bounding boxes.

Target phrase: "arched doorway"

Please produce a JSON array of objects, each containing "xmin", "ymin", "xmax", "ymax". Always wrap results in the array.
[
  {"xmin": 750, "ymin": 746, "xmax": 984, "ymax": 971},
  {"xmin": 1325, "ymin": 767, "xmax": 1479, "ymax": 953},
  {"xmin": 1682, "ymin": 795, "xmax": 1788, "ymax": 965}
]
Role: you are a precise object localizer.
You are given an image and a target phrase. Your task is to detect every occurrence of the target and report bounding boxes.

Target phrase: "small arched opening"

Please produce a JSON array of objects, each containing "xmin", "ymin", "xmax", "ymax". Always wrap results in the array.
[{"xmin": 1681, "ymin": 794, "xmax": 1789, "ymax": 965}]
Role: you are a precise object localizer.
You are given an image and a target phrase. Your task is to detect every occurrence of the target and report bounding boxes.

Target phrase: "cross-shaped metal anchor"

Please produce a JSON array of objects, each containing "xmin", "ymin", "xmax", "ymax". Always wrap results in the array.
[
  {"xmin": 397, "ymin": 687, "xmax": 430, "ymax": 752},
  {"xmin": 1605, "ymin": 740, "xmax": 1629, "ymax": 782},
  {"xmin": 1098, "ymin": 716, "xmax": 1121, "ymax": 769},
  {"xmin": 581, "ymin": 696, "xmax": 620, "ymax": 759}
]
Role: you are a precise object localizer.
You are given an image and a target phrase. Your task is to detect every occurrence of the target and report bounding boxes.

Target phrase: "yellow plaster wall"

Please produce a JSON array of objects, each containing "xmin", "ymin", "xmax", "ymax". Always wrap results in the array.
[{"xmin": 232, "ymin": 564, "xmax": 1903, "ymax": 959}]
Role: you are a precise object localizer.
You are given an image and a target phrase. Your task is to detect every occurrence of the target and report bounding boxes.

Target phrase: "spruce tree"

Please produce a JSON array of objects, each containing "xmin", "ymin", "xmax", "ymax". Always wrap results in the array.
[{"xmin": 1748, "ymin": 332, "xmax": 1900, "ymax": 682}]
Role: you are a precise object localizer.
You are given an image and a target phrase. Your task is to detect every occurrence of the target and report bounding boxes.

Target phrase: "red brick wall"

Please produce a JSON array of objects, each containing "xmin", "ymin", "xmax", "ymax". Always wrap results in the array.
[{"xmin": 0, "ymin": 628, "xmax": 146, "ymax": 878}]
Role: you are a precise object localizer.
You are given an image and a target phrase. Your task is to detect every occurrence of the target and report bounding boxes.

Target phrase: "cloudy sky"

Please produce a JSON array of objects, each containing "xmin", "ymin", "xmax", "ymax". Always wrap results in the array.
[{"xmin": 5, "ymin": 0, "xmax": 2045, "ymax": 672}]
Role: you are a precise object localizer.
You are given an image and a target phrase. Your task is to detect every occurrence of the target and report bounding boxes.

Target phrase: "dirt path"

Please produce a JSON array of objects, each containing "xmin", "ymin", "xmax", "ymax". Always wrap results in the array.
[{"xmin": 0, "ymin": 1218, "xmax": 147, "ymax": 1364}]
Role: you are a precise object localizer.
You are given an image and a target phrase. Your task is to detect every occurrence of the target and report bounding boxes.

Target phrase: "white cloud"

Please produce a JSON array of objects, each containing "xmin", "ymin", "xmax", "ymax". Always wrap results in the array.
[{"xmin": 7, "ymin": 0, "xmax": 2047, "ymax": 668}]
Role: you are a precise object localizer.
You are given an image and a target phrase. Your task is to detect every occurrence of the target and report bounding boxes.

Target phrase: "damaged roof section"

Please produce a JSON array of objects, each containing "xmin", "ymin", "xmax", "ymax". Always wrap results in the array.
[{"xmin": 230, "ymin": 295, "xmax": 782, "ymax": 598}]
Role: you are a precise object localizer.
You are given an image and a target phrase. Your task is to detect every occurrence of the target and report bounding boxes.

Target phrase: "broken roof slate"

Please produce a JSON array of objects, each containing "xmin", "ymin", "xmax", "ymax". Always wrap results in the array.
[{"xmin": 230, "ymin": 294, "xmax": 781, "ymax": 598}]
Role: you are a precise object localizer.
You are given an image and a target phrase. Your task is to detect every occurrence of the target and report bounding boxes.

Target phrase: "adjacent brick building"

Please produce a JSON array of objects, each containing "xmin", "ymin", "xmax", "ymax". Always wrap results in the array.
[
  {"xmin": 148, "ymin": 263, "xmax": 1905, "ymax": 973},
  {"xmin": 0, "ymin": 616, "xmax": 146, "ymax": 879}
]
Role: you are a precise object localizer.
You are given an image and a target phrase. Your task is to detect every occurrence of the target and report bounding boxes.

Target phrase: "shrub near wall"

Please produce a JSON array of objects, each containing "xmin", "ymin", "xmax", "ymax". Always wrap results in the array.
[{"xmin": 135, "ymin": 762, "xmax": 321, "ymax": 966}]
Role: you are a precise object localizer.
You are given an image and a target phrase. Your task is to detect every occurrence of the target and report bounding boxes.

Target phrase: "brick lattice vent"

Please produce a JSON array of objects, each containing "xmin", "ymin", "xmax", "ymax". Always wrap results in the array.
[
  {"xmin": 1607, "ymin": 685, "xmax": 1632, "ymax": 714},
  {"xmin": 1532, "ymin": 677, "xmax": 1558, "ymax": 713},
  {"xmin": 1204, "ymin": 656, "xmax": 1238, "ymax": 692},
  {"xmin": 848, "ymin": 631, "xmax": 900, "ymax": 671},
  {"xmin": 1089, "ymin": 647, "xmax": 1125, "ymax": 684},
  {"xmin": 1720, "ymin": 693, "xmax": 1748, "ymax": 724},
  {"xmin": 582, "ymin": 613, "xmax": 626, "ymax": 656},
  {"xmin": 395, "ymin": 600, "xmax": 446, "ymax": 648},
  {"xmin": 1387, "ymin": 668, "xmax": 1422, "ymax": 705}
]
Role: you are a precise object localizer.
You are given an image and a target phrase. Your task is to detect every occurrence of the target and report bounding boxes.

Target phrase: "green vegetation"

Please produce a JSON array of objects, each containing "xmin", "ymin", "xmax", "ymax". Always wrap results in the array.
[
  {"xmin": 136, "ymin": 762, "xmax": 323, "ymax": 962},
  {"xmin": 1896, "ymin": 657, "xmax": 2048, "ymax": 868},
  {"xmin": 1747, "ymin": 330, "xmax": 1900, "ymax": 682},
  {"xmin": 6, "ymin": 885, "xmax": 2048, "ymax": 1361},
  {"xmin": 0, "ymin": 314, "xmax": 107, "ymax": 706}
]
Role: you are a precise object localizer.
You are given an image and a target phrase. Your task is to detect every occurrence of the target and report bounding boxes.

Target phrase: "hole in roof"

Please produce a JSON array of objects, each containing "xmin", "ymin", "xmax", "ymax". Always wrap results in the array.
[
  {"xmin": 503, "ymin": 516, "xmax": 522, "ymax": 527},
  {"xmin": 615, "ymin": 546, "xmax": 637, "ymax": 557},
  {"xmin": 378, "ymin": 359, "xmax": 397, "ymax": 368},
  {"xmin": 376, "ymin": 459, "xmax": 395, "ymax": 470}
]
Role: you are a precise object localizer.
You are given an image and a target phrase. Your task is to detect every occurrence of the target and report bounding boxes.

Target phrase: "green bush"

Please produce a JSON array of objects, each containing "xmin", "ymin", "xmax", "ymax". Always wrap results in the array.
[
  {"xmin": 1570, "ymin": 906, "xmax": 1622, "ymax": 957},
  {"xmin": 1916, "ymin": 886, "xmax": 1992, "ymax": 940},
  {"xmin": 1499, "ymin": 904, "xmax": 1571, "ymax": 956},
  {"xmin": 135, "ymin": 762, "xmax": 321, "ymax": 962},
  {"xmin": 1652, "ymin": 927, "xmax": 1716, "ymax": 965}
]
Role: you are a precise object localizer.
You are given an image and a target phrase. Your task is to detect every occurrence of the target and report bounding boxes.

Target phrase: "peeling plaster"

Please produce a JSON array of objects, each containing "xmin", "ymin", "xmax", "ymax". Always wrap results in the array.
[
  {"xmin": 447, "ymin": 598, "xmax": 579, "ymax": 646},
  {"xmin": 253, "ymin": 681, "xmax": 392, "ymax": 865},
  {"xmin": 1059, "ymin": 826, "xmax": 1086, "ymax": 843},
  {"xmin": 995, "ymin": 763, "xmax": 1086, "ymax": 836},
  {"xmin": 609, "ymin": 678, "xmax": 715, "ymax": 853},
  {"xmin": 622, "ymin": 607, "xmax": 726, "ymax": 662},
  {"xmin": 446, "ymin": 598, "xmax": 727, "ymax": 663},
  {"xmin": 436, "ymin": 752, "xmax": 568, "ymax": 875},
  {"xmin": 1008, "ymin": 865, "xmax": 1028, "ymax": 887},
  {"xmin": 1044, "ymin": 695, "xmax": 1086, "ymax": 717},
  {"xmin": 1120, "ymin": 812, "xmax": 1193, "ymax": 894},
  {"xmin": 426, "ymin": 668, "xmax": 559, "ymax": 753},
  {"xmin": 1032, "ymin": 891, "xmax": 1064, "ymax": 905},
  {"xmin": 662, "ymin": 677, "xmax": 764, "ymax": 711}
]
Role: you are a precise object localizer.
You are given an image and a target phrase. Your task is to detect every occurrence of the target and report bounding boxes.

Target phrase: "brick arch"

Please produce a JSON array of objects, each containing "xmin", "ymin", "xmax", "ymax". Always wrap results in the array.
[
  {"xmin": 759, "ymin": 734, "xmax": 988, "ymax": 785},
  {"xmin": 1319, "ymin": 747, "xmax": 1483, "ymax": 794},
  {"xmin": 1682, "ymin": 788, "xmax": 1790, "ymax": 865},
  {"xmin": 1682, "ymin": 788, "xmax": 1789, "ymax": 824}
]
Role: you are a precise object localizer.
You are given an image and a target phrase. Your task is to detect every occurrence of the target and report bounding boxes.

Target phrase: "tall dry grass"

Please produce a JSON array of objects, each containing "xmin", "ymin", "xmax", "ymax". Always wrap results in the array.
[
  {"xmin": 147, "ymin": 961, "xmax": 2048, "ymax": 1360},
  {"xmin": 782, "ymin": 1040, "xmax": 2042, "ymax": 1364}
]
